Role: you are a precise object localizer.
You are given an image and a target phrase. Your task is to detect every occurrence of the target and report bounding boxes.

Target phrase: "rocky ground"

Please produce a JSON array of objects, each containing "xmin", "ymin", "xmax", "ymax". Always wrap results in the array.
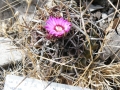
[{"xmin": 0, "ymin": 0, "xmax": 120, "ymax": 90}]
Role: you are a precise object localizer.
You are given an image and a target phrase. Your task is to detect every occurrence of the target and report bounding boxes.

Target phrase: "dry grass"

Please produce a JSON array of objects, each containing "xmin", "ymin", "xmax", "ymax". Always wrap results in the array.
[{"xmin": 0, "ymin": 0, "xmax": 120, "ymax": 90}]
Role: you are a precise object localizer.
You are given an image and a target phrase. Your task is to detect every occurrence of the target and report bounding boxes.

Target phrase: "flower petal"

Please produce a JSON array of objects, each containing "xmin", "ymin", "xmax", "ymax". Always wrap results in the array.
[{"xmin": 45, "ymin": 16, "xmax": 71, "ymax": 38}]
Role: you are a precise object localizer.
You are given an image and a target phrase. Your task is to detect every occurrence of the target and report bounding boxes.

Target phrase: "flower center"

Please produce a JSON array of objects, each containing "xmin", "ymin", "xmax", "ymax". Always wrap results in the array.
[{"xmin": 55, "ymin": 25, "xmax": 63, "ymax": 32}]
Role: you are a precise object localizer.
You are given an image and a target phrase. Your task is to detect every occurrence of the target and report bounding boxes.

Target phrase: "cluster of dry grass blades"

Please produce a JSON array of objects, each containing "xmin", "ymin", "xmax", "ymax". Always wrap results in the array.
[{"xmin": 0, "ymin": 0, "xmax": 120, "ymax": 90}]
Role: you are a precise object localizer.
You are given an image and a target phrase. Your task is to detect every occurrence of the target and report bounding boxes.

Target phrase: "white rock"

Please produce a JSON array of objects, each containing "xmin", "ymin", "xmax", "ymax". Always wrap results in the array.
[
  {"xmin": 4, "ymin": 75, "xmax": 91, "ymax": 90},
  {"xmin": 102, "ymin": 13, "xmax": 108, "ymax": 19},
  {"xmin": 100, "ymin": 24, "xmax": 120, "ymax": 60},
  {"xmin": 0, "ymin": 37, "xmax": 25, "ymax": 66},
  {"xmin": 88, "ymin": 4, "xmax": 103, "ymax": 12}
]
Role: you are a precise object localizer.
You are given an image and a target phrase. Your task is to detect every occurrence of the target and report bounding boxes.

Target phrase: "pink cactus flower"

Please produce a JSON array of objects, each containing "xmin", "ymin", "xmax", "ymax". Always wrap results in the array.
[{"xmin": 45, "ymin": 17, "xmax": 71, "ymax": 38}]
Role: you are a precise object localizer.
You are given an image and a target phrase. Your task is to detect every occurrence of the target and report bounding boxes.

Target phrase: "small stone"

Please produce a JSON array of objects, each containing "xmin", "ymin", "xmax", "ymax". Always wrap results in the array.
[
  {"xmin": 0, "ymin": 37, "xmax": 25, "ymax": 66},
  {"xmin": 100, "ymin": 24, "xmax": 120, "ymax": 60},
  {"xmin": 102, "ymin": 13, "xmax": 108, "ymax": 19}
]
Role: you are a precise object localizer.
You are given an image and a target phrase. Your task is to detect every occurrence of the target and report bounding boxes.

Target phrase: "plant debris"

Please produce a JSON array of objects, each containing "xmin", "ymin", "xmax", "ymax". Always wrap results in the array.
[{"xmin": 0, "ymin": 0, "xmax": 120, "ymax": 90}]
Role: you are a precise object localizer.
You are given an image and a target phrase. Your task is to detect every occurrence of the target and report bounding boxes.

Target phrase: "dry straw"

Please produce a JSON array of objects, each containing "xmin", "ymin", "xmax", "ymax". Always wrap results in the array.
[{"xmin": 0, "ymin": 0, "xmax": 120, "ymax": 90}]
